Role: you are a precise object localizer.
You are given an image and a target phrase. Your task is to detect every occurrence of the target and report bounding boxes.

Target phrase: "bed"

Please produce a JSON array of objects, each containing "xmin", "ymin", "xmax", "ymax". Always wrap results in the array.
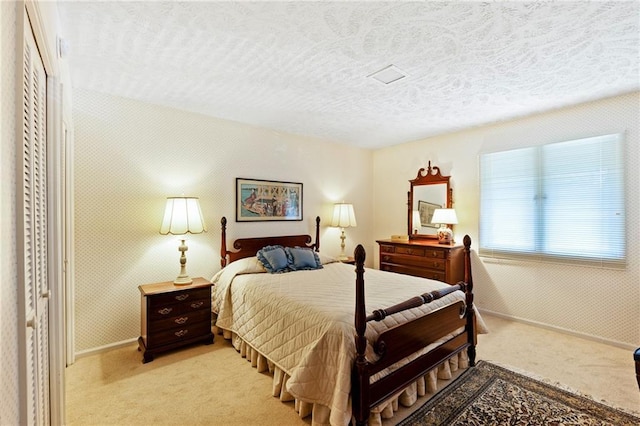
[{"xmin": 212, "ymin": 216, "xmax": 483, "ymax": 425}]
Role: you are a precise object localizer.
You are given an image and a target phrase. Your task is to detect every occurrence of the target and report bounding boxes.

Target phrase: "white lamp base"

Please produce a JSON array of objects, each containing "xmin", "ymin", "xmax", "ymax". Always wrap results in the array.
[
  {"xmin": 337, "ymin": 228, "xmax": 349, "ymax": 260},
  {"xmin": 173, "ymin": 274, "xmax": 193, "ymax": 285},
  {"xmin": 437, "ymin": 226, "xmax": 453, "ymax": 245},
  {"xmin": 173, "ymin": 239, "xmax": 193, "ymax": 285}
]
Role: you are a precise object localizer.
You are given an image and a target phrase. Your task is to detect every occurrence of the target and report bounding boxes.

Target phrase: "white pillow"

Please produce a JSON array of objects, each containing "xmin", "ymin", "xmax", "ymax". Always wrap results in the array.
[
  {"xmin": 211, "ymin": 256, "xmax": 266, "ymax": 284},
  {"xmin": 317, "ymin": 252, "xmax": 339, "ymax": 265}
]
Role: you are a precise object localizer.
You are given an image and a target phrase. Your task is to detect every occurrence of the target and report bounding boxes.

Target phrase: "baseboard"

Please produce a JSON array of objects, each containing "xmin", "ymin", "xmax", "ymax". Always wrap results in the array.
[
  {"xmin": 478, "ymin": 309, "xmax": 636, "ymax": 351},
  {"xmin": 74, "ymin": 337, "xmax": 138, "ymax": 360}
]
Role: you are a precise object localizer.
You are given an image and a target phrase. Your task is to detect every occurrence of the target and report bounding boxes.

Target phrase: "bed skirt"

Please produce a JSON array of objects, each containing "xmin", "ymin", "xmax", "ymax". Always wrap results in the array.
[{"xmin": 218, "ymin": 327, "xmax": 468, "ymax": 426}]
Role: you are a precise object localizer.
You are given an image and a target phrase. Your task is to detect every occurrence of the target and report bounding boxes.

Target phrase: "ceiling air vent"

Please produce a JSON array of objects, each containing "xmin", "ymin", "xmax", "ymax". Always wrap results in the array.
[{"xmin": 367, "ymin": 65, "xmax": 407, "ymax": 85}]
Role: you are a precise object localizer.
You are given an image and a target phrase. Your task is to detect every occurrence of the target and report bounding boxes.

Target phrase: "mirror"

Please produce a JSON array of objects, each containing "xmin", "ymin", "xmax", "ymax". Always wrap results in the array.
[{"xmin": 407, "ymin": 162, "xmax": 452, "ymax": 239}]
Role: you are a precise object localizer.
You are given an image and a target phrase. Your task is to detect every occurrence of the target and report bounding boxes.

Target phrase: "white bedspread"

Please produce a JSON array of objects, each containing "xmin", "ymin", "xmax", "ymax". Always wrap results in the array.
[{"xmin": 213, "ymin": 258, "xmax": 483, "ymax": 425}]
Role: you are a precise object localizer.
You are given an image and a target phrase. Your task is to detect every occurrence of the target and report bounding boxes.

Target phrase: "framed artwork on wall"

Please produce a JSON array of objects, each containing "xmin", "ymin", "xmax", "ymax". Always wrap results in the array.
[{"xmin": 236, "ymin": 178, "xmax": 303, "ymax": 222}]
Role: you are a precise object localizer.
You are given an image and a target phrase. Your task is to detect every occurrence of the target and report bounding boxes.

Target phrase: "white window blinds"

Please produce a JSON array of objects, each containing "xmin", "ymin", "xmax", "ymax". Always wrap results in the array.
[{"xmin": 479, "ymin": 134, "xmax": 625, "ymax": 267}]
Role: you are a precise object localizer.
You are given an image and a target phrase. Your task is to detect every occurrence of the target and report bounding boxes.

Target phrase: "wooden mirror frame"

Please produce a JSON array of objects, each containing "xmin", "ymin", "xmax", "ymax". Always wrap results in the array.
[{"xmin": 407, "ymin": 162, "xmax": 453, "ymax": 240}]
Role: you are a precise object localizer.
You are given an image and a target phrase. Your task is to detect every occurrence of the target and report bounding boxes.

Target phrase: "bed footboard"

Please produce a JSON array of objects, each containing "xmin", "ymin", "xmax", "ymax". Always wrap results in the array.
[{"xmin": 352, "ymin": 235, "xmax": 476, "ymax": 426}]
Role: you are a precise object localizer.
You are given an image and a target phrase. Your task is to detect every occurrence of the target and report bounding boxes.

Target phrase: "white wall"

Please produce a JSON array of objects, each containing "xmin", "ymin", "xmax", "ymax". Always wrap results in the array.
[
  {"xmin": 373, "ymin": 93, "xmax": 640, "ymax": 348},
  {"xmin": 72, "ymin": 88, "xmax": 373, "ymax": 354}
]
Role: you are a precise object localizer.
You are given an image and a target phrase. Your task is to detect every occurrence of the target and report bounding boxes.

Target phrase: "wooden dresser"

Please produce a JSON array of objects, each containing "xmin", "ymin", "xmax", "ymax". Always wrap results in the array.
[
  {"xmin": 376, "ymin": 239, "xmax": 465, "ymax": 285},
  {"xmin": 138, "ymin": 277, "xmax": 214, "ymax": 363}
]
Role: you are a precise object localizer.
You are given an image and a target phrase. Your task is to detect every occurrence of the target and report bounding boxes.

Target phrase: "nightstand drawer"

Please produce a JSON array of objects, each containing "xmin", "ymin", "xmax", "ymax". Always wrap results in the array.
[
  {"xmin": 151, "ymin": 309, "xmax": 211, "ymax": 331},
  {"xmin": 148, "ymin": 287, "xmax": 210, "ymax": 309},
  {"xmin": 148, "ymin": 298, "xmax": 211, "ymax": 320},
  {"xmin": 147, "ymin": 321, "xmax": 212, "ymax": 348}
]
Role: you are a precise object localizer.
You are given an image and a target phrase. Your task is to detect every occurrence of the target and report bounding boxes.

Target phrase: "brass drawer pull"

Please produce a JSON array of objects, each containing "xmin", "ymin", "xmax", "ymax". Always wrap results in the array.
[
  {"xmin": 174, "ymin": 329, "xmax": 189, "ymax": 338},
  {"xmin": 190, "ymin": 301, "xmax": 204, "ymax": 309},
  {"xmin": 175, "ymin": 294, "xmax": 189, "ymax": 301},
  {"xmin": 174, "ymin": 317, "xmax": 189, "ymax": 325},
  {"xmin": 383, "ymin": 255, "xmax": 390, "ymax": 261},
  {"xmin": 158, "ymin": 307, "xmax": 173, "ymax": 315}
]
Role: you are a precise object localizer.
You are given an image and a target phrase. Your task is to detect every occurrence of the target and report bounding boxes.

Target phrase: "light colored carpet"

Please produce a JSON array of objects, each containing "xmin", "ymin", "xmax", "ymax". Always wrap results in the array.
[
  {"xmin": 476, "ymin": 314, "xmax": 639, "ymax": 414},
  {"xmin": 65, "ymin": 314, "xmax": 639, "ymax": 425},
  {"xmin": 65, "ymin": 338, "xmax": 306, "ymax": 425}
]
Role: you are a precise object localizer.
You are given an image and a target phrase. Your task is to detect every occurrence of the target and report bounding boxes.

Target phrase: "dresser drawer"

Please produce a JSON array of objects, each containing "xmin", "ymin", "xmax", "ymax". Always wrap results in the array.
[
  {"xmin": 380, "ymin": 253, "xmax": 445, "ymax": 271},
  {"xmin": 148, "ymin": 287, "xmax": 210, "ymax": 309},
  {"xmin": 377, "ymin": 240, "xmax": 464, "ymax": 285},
  {"xmin": 147, "ymin": 321, "xmax": 212, "ymax": 348},
  {"xmin": 424, "ymin": 248, "xmax": 445, "ymax": 260},
  {"xmin": 395, "ymin": 246, "xmax": 425, "ymax": 257},
  {"xmin": 379, "ymin": 244, "xmax": 395, "ymax": 254},
  {"xmin": 380, "ymin": 263, "xmax": 446, "ymax": 282}
]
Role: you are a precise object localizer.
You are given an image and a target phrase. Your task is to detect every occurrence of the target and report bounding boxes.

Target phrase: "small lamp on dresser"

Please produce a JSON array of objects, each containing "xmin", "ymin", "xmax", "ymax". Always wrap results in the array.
[
  {"xmin": 331, "ymin": 202, "xmax": 357, "ymax": 261},
  {"xmin": 412, "ymin": 210, "xmax": 422, "ymax": 234},
  {"xmin": 431, "ymin": 208, "xmax": 458, "ymax": 245},
  {"xmin": 160, "ymin": 196, "xmax": 207, "ymax": 285}
]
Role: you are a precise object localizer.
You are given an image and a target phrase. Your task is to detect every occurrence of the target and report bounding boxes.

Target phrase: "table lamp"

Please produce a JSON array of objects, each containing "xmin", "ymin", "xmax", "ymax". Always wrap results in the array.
[
  {"xmin": 331, "ymin": 203, "xmax": 357, "ymax": 260},
  {"xmin": 412, "ymin": 210, "xmax": 422, "ymax": 234},
  {"xmin": 431, "ymin": 208, "xmax": 457, "ymax": 244},
  {"xmin": 160, "ymin": 196, "xmax": 207, "ymax": 285}
]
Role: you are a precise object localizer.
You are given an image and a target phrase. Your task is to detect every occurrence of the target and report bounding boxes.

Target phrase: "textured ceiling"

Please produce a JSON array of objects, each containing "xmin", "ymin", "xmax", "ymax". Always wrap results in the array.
[{"xmin": 57, "ymin": 1, "xmax": 640, "ymax": 149}]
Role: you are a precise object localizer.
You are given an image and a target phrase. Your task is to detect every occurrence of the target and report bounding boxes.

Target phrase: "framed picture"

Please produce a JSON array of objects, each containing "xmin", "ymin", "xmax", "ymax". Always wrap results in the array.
[
  {"xmin": 418, "ymin": 200, "xmax": 441, "ymax": 229},
  {"xmin": 236, "ymin": 178, "xmax": 303, "ymax": 222}
]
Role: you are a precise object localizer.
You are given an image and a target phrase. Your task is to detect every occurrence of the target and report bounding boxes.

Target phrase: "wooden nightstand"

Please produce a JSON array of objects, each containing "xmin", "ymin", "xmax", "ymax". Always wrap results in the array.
[{"xmin": 138, "ymin": 277, "xmax": 214, "ymax": 363}]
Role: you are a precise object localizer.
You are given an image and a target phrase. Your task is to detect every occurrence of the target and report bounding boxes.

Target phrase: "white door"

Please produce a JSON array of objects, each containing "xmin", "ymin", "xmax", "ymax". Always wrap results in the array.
[{"xmin": 18, "ymin": 10, "xmax": 51, "ymax": 425}]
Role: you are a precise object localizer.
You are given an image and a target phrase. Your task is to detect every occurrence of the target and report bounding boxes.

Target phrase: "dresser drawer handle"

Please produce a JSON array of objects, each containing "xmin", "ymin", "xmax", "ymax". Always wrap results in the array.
[
  {"xmin": 157, "ymin": 307, "xmax": 173, "ymax": 315},
  {"xmin": 175, "ymin": 294, "xmax": 189, "ymax": 301},
  {"xmin": 383, "ymin": 255, "xmax": 391, "ymax": 261},
  {"xmin": 407, "ymin": 249, "xmax": 413, "ymax": 255},
  {"xmin": 174, "ymin": 329, "xmax": 188, "ymax": 338},
  {"xmin": 431, "ymin": 252, "xmax": 438, "ymax": 257},
  {"xmin": 174, "ymin": 317, "xmax": 189, "ymax": 325},
  {"xmin": 190, "ymin": 301, "xmax": 204, "ymax": 309}
]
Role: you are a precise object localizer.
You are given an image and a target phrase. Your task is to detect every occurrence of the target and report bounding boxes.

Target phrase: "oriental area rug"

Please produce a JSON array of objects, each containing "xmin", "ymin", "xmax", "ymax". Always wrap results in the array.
[{"xmin": 398, "ymin": 361, "xmax": 639, "ymax": 426}]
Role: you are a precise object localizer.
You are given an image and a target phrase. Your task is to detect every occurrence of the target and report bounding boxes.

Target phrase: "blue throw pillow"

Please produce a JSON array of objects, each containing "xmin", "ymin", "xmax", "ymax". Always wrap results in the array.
[
  {"xmin": 257, "ymin": 245, "xmax": 289, "ymax": 273},
  {"xmin": 285, "ymin": 247, "xmax": 323, "ymax": 271}
]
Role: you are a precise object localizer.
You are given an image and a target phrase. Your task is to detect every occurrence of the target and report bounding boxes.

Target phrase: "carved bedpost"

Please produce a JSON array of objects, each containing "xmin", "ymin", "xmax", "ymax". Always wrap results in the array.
[
  {"xmin": 463, "ymin": 235, "xmax": 476, "ymax": 366},
  {"xmin": 315, "ymin": 216, "xmax": 321, "ymax": 252},
  {"xmin": 220, "ymin": 217, "xmax": 228, "ymax": 268},
  {"xmin": 352, "ymin": 244, "xmax": 369, "ymax": 426}
]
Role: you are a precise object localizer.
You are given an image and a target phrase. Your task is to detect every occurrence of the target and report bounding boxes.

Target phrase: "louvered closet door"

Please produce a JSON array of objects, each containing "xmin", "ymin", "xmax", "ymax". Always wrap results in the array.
[{"xmin": 19, "ymin": 11, "xmax": 50, "ymax": 426}]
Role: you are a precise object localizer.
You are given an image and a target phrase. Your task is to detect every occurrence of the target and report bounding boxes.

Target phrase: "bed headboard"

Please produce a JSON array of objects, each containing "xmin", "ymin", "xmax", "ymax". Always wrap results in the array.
[{"xmin": 220, "ymin": 216, "xmax": 321, "ymax": 267}]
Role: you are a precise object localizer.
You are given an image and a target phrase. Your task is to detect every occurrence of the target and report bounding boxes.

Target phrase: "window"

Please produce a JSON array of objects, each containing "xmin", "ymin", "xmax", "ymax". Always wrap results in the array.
[{"xmin": 479, "ymin": 134, "xmax": 625, "ymax": 267}]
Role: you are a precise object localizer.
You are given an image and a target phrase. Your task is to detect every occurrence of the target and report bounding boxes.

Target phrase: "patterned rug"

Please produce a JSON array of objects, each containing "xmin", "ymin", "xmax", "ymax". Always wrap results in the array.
[{"xmin": 398, "ymin": 361, "xmax": 639, "ymax": 425}]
